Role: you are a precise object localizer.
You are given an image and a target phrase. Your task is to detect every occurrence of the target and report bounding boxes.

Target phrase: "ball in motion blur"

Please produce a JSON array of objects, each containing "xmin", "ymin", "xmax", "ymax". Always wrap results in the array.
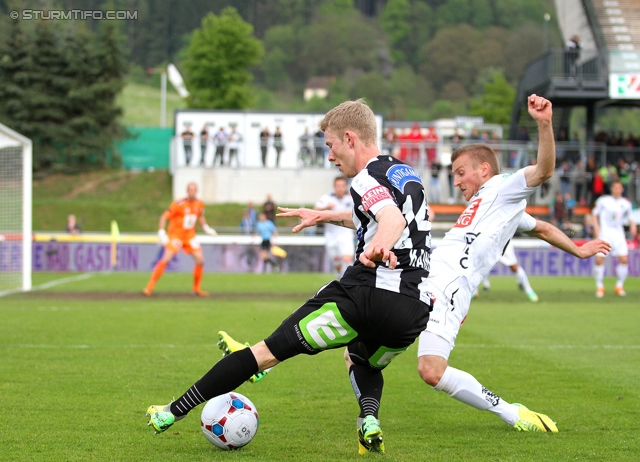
[{"xmin": 201, "ymin": 392, "xmax": 259, "ymax": 450}]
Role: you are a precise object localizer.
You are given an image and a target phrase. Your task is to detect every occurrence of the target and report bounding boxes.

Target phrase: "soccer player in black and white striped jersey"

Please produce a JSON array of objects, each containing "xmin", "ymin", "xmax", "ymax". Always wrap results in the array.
[{"xmin": 147, "ymin": 99, "xmax": 433, "ymax": 455}]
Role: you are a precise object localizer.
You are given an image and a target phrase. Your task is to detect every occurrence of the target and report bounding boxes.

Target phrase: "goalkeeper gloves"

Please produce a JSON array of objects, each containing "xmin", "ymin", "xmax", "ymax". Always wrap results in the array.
[
  {"xmin": 158, "ymin": 229, "xmax": 169, "ymax": 245},
  {"xmin": 203, "ymin": 224, "xmax": 217, "ymax": 236}
]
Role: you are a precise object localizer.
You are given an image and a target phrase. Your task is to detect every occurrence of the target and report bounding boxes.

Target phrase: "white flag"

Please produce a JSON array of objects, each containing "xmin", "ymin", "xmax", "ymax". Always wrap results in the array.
[{"xmin": 167, "ymin": 63, "xmax": 189, "ymax": 98}]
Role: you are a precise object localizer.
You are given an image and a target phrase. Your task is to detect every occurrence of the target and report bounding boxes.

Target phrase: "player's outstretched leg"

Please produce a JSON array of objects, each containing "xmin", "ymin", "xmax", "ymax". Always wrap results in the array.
[
  {"xmin": 357, "ymin": 415, "xmax": 385, "ymax": 454},
  {"xmin": 217, "ymin": 331, "xmax": 270, "ymax": 383},
  {"xmin": 144, "ymin": 260, "xmax": 168, "ymax": 296},
  {"xmin": 192, "ymin": 264, "xmax": 209, "ymax": 296},
  {"xmin": 513, "ymin": 403, "xmax": 558, "ymax": 433}
]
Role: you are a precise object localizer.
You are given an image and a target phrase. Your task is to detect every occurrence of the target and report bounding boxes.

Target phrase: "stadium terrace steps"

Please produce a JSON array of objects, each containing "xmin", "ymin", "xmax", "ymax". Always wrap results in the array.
[{"xmin": 593, "ymin": 0, "xmax": 640, "ymax": 51}]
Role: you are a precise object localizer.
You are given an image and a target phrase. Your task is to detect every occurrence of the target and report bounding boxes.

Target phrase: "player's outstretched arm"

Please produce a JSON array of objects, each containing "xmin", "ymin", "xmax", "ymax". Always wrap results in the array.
[
  {"xmin": 358, "ymin": 205, "xmax": 405, "ymax": 269},
  {"xmin": 277, "ymin": 207, "xmax": 355, "ymax": 232},
  {"xmin": 526, "ymin": 219, "xmax": 611, "ymax": 258},
  {"xmin": 198, "ymin": 215, "xmax": 217, "ymax": 236},
  {"xmin": 524, "ymin": 94, "xmax": 555, "ymax": 188},
  {"xmin": 157, "ymin": 214, "xmax": 169, "ymax": 244}
]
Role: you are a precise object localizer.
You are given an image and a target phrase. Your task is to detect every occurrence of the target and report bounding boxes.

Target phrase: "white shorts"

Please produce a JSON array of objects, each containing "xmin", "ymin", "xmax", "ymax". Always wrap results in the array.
[
  {"xmin": 419, "ymin": 277, "xmax": 472, "ymax": 351},
  {"xmin": 499, "ymin": 243, "xmax": 518, "ymax": 267},
  {"xmin": 326, "ymin": 237, "xmax": 355, "ymax": 266},
  {"xmin": 597, "ymin": 231, "xmax": 628, "ymax": 258}
]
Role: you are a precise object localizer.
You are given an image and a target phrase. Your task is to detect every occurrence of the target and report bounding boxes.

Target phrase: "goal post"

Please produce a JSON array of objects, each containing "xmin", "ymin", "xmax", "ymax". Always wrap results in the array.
[{"xmin": 0, "ymin": 122, "xmax": 32, "ymax": 293}]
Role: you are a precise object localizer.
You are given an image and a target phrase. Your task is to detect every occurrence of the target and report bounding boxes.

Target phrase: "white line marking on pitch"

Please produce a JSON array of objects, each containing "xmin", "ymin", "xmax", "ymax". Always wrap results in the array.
[
  {"xmin": 0, "ymin": 273, "xmax": 100, "ymax": 297},
  {"xmin": 1, "ymin": 343, "xmax": 639, "ymax": 350}
]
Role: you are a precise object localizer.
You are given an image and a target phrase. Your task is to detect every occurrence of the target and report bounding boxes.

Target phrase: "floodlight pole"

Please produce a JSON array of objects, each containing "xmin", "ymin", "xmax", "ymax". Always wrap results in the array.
[
  {"xmin": 147, "ymin": 67, "xmax": 167, "ymax": 128},
  {"xmin": 543, "ymin": 13, "xmax": 551, "ymax": 53}
]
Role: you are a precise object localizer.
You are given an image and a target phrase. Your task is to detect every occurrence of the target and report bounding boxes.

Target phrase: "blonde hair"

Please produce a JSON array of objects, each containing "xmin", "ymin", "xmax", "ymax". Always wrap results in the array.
[
  {"xmin": 320, "ymin": 99, "xmax": 377, "ymax": 146},
  {"xmin": 451, "ymin": 143, "xmax": 500, "ymax": 176}
]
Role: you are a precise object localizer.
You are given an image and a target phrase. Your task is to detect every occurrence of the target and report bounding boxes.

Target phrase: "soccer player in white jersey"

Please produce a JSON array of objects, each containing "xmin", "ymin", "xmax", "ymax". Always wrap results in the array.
[
  {"xmin": 315, "ymin": 176, "xmax": 356, "ymax": 278},
  {"xmin": 592, "ymin": 180, "xmax": 637, "ymax": 297},
  {"xmin": 476, "ymin": 241, "xmax": 539, "ymax": 302},
  {"xmin": 416, "ymin": 94, "xmax": 574, "ymax": 433}
]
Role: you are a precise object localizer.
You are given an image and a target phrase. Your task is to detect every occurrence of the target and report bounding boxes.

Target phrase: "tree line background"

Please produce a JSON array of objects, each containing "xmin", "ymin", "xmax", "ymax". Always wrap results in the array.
[{"xmin": 4, "ymin": 0, "xmax": 636, "ymax": 170}]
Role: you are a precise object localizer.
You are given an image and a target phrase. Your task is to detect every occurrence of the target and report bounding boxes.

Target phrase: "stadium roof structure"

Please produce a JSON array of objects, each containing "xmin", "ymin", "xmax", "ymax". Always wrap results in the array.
[{"xmin": 510, "ymin": 0, "xmax": 640, "ymax": 141}]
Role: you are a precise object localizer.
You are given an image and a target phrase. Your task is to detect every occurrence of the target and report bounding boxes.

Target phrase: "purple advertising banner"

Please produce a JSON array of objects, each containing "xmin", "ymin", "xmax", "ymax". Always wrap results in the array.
[
  {"xmin": 29, "ymin": 242, "xmax": 640, "ymax": 276},
  {"xmin": 31, "ymin": 242, "xmax": 327, "ymax": 273}
]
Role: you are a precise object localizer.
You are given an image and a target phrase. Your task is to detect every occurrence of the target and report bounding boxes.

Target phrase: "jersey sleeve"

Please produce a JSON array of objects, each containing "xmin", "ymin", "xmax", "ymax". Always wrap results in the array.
[
  {"xmin": 516, "ymin": 212, "xmax": 537, "ymax": 232},
  {"xmin": 351, "ymin": 170, "xmax": 396, "ymax": 218},
  {"xmin": 496, "ymin": 169, "xmax": 538, "ymax": 204}
]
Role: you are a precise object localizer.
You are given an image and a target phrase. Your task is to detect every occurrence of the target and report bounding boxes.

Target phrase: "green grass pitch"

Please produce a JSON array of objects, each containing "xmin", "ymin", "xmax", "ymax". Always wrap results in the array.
[{"xmin": 2, "ymin": 272, "xmax": 639, "ymax": 461}]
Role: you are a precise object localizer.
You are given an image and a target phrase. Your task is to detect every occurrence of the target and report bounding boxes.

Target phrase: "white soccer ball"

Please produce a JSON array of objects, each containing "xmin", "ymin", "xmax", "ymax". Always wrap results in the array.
[{"xmin": 200, "ymin": 392, "xmax": 259, "ymax": 450}]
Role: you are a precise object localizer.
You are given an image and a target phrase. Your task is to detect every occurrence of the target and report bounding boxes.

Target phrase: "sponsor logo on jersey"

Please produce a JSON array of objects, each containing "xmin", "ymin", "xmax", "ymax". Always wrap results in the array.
[
  {"xmin": 386, "ymin": 164, "xmax": 422, "ymax": 193},
  {"xmin": 361, "ymin": 186, "xmax": 393, "ymax": 212},
  {"xmin": 454, "ymin": 198, "xmax": 482, "ymax": 228}
]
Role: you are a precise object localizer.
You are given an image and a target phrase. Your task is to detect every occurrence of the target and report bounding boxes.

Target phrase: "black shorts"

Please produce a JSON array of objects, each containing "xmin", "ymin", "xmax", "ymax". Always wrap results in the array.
[
  {"xmin": 261, "ymin": 239, "xmax": 271, "ymax": 250},
  {"xmin": 264, "ymin": 281, "xmax": 431, "ymax": 370}
]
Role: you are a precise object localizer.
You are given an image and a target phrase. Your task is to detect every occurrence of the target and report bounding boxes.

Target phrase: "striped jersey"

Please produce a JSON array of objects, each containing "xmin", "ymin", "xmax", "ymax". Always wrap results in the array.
[{"xmin": 341, "ymin": 156, "xmax": 432, "ymax": 303}]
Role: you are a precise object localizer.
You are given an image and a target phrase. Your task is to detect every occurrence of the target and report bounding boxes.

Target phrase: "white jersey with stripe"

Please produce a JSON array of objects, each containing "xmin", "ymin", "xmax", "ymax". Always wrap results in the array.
[{"xmin": 429, "ymin": 169, "xmax": 537, "ymax": 293}]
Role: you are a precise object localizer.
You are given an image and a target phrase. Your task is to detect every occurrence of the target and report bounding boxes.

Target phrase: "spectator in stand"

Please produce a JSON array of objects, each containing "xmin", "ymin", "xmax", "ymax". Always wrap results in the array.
[
  {"xmin": 383, "ymin": 126, "xmax": 397, "ymax": 156},
  {"xmin": 617, "ymin": 157, "xmax": 631, "ymax": 196},
  {"xmin": 260, "ymin": 127, "xmax": 270, "ymax": 167},
  {"xmin": 298, "ymin": 128, "xmax": 312, "ymax": 166},
  {"xmin": 551, "ymin": 191, "xmax": 566, "ymax": 229},
  {"xmin": 425, "ymin": 125, "xmax": 439, "ymax": 164},
  {"xmin": 199, "ymin": 125, "xmax": 209, "ymax": 166},
  {"xmin": 429, "ymin": 160, "xmax": 441, "ymax": 203},
  {"xmin": 255, "ymin": 213, "xmax": 279, "ymax": 273},
  {"xmin": 227, "ymin": 126, "xmax": 242, "ymax": 168},
  {"xmin": 181, "ymin": 124, "xmax": 195, "ymax": 166},
  {"xmin": 246, "ymin": 201, "xmax": 258, "ymax": 227},
  {"xmin": 565, "ymin": 192, "xmax": 576, "ymax": 223},
  {"xmin": 405, "ymin": 122, "xmax": 424, "ymax": 167},
  {"xmin": 240, "ymin": 211, "xmax": 253, "ymax": 235},
  {"xmin": 573, "ymin": 158, "xmax": 587, "ymax": 206},
  {"xmin": 273, "ymin": 126, "xmax": 284, "ymax": 167},
  {"xmin": 514, "ymin": 126, "xmax": 530, "ymax": 169},
  {"xmin": 598, "ymin": 160, "xmax": 618, "ymax": 195},
  {"xmin": 468, "ymin": 127, "xmax": 481, "ymax": 140},
  {"xmin": 263, "ymin": 194, "xmax": 277, "ymax": 224},
  {"xmin": 586, "ymin": 156, "xmax": 598, "ymax": 206},
  {"xmin": 582, "ymin": 213, "xmax": 595, "ymax": 239},
  {"xmin": 213, "ymin": 127, "xmax": 227, "ymax": 167},
  {"xmin": 564, "ymin": 34, "xmax": 581, "ymax": 77},
  {"xmin": 313, "ymin": 126, "xmax": 325, "ymax": 167},
  {"xmin": 558, "ymin": 160, "xmax": 572, "ymax": 195},
  {"xmin": 66, "ymin": 214, "xmax": 82, "ymax": 235}
]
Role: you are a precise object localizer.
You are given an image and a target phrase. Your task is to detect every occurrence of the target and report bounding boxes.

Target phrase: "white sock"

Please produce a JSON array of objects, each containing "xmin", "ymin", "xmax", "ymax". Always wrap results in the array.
[
  {"xmin": 615, "ymin": 264, "xmax": 628, "ymax": 288},
  {"xmin": 594, "ymin": 264, "xmax": 605, "ymax": 288},
  {"xmin": 516, "ymin": 266, "xmax": 533, "ymax": 293},
  {"xmin": 483, "ymin": 277, "xmax": 490, "ymax": 289},
  {"xmin": 434, "ymin": 366, "xmax": 519, "ymax": 425}
]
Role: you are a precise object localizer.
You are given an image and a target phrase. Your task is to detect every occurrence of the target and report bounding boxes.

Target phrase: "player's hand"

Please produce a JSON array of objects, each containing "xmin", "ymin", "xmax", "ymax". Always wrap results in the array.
[
  {"xmin": 578, "ymin": 238, "xmax": 611, "ymax": 258},
  {"xmin": 527, "ymin": 94, "xmax": 552, "ymax": 124},
  {"xmin": 203, "ymin": 224, "xmax": 217, "ymax": 236},
  {"xmin": 158, "ymin": 229, "xmax": 169, "ymax": 245},
  {"xmin": 359, "ymin": 244, "xmax": 398, "ymax": 269},
  {"xmin": 277, "ymin": 207, "xmax": 322, "ymax": 233}
]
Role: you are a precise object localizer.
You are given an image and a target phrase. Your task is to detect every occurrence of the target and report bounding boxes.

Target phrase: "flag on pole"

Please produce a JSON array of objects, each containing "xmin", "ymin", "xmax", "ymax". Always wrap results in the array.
[{"xmin": 110, "ymin": 220, "xmax": 120, "ymax": 270}]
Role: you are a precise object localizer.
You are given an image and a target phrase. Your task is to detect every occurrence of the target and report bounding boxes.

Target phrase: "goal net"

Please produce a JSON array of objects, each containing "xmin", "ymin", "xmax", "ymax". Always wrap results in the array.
[{"xmin": 0, "ymin": 123, "xmax": 32, "ymax": 294}]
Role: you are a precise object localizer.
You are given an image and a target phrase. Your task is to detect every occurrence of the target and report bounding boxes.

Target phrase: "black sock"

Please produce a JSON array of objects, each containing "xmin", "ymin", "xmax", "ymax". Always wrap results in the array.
[
  {"xmin": 349, "ymin": 364, "xmax": 383, "ymax": 419},
  {"xmin": 170, "ymin": 348, "xmax": 259, "ymax": 417}
]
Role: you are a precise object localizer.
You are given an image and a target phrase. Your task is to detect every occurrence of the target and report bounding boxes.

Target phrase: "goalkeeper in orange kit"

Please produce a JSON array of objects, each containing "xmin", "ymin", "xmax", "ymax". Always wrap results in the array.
[{"xmin": 143, "ymin": 182, "xmax": 217, "ymax": 296}]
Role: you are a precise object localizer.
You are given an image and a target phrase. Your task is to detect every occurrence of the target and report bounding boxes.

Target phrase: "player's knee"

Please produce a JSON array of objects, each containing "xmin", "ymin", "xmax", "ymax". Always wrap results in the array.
[
  {"xmin": 250, "ymin": 341, "xmax": 279, "ymax": 371},
  {"xmin": 417, "ymin": 359, "xmax": 445, "ymax": 386}
]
